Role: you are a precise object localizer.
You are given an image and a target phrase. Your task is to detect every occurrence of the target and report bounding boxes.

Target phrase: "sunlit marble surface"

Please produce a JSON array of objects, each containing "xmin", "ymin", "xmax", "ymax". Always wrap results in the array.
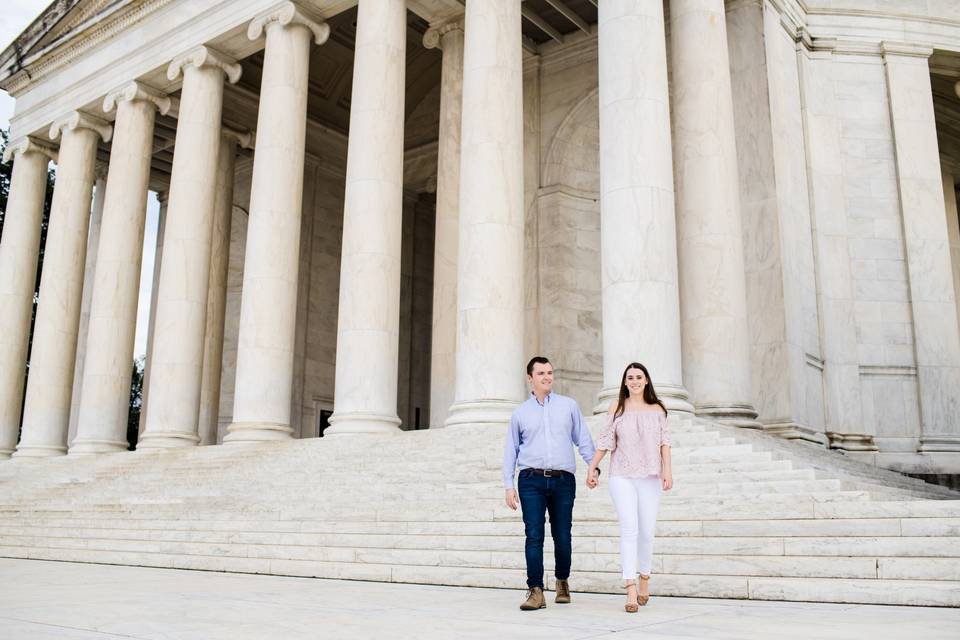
[{"xmin": 1, "ymin": 559, "xmax": 958, "ymax": 640}]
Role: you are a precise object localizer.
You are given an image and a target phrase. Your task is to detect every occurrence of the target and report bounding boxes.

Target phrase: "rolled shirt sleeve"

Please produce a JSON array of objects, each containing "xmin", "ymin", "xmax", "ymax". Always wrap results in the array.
[{"xmin": 571, "ymin": 404, "xmax": 596, "ymax": 465}]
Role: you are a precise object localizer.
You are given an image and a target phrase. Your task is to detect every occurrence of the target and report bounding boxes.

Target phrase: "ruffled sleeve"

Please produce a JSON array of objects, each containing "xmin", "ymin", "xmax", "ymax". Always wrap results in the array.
[
  {"xmin": 659, "ymin": 415, "xmax": 671, "ymax": 447},
  {"xmin": 596, "ymin": 413, "xmax": 617, "ymax": 451}
]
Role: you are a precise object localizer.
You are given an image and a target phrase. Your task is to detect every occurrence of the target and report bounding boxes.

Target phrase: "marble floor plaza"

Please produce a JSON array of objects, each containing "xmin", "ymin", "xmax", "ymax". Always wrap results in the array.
[
  {"xmin": 2, "ymin": 559, "xmax": 959, "ymax": 640},
  {"xmin": 2, "ymin": 0, "xmax": 960, "ymax": 619}
]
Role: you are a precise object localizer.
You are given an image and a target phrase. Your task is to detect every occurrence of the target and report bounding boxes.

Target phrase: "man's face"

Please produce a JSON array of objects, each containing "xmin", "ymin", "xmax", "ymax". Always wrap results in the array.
[{"xmin": 528, "ymin": 362, "xmax": 554, "ymax": 395}]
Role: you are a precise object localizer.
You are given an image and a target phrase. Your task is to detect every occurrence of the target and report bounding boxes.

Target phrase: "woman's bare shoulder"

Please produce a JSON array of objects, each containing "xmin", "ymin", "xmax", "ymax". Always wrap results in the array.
[{"xmin": 606, "ymin": 399, "xmax": 618, "ymax": 415}]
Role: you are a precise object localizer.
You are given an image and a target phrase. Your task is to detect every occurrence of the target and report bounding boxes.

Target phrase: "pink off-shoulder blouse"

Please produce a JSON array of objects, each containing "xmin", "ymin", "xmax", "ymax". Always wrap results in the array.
[{"xmin": 596, "ymin": 411, "xmax": 671, "ymax": 478}]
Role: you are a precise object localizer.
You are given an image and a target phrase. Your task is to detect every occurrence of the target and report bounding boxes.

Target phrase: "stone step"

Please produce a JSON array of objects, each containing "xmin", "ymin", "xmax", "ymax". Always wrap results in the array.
[
  {"xmin": 0, "ymin": 543, "xmax": 957, "ymax": 606},
  {"xmin": 10, "ymin": 515, "xmax": 957, "ymax": 538}
]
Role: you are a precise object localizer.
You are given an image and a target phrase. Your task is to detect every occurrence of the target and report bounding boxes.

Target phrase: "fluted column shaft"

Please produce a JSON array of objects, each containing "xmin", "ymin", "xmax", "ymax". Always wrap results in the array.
[
  {"xmin": 425, "ymin": 21, "xmax": 464, "ymax": 429},
  {"xmin": 596, "ymin": 0, "xmax": 691, "ymax": 413},
  {"xmin": 139, "ymin": 47, "xmax": 240, "ymax": 450},
  {"xmin": 71, "ymin": 82, "xmax": 169, "ymax": 455},
  {"xmin": 0, "ymin": 138, "xmax": 55, "ymax": 458},
  {"xmin": 226, "ymin": 2, "xmax": 329, "ymax": 443},
  {"xmin": 669, "ymin": 0, "xmax": 756, "ymax": 425},
  {"xmin": 16, "ymin": 113, "xmax": 112, "ymax": 457},
  {"xmin": 198, "ymin": 131, "xmax": 247, "ymax": 445},
  {"xmin": 326, "ymin": 0, "xmax": 407, "ymax": 435},
  {"xmin": 68, "ymin": 168, "xmax": 108, "ymax": 446},
  {"xmin": 445, "ymin": 0, "xmax": 525, "ymax": 427}
]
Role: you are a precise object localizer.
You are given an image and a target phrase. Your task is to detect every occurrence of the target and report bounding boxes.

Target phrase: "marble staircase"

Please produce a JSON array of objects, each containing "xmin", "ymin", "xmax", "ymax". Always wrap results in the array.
[{"xmin": 0, "ymin": 416, "xmax": 958, "ymax": 607}]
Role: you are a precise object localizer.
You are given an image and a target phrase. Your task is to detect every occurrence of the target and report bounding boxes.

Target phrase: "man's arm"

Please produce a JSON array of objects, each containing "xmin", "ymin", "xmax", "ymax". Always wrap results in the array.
[
  {"xmin": 571, "ymin": 402, "xmax": 596, "ymax": 465},
  {"xmin": 503, "ymin": 413, "xmax": 521, "ymax": 510}
]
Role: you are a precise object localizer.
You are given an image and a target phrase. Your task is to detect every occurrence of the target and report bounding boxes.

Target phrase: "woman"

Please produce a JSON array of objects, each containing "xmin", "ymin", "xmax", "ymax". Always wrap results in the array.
[{"xmin": 587, "ymin": 362, "xmax": 673, "ymax": 612}]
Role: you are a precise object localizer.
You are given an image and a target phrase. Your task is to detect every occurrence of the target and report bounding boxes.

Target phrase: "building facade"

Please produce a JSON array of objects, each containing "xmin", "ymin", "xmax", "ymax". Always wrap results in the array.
[{"xmin": 0, "ymin": 0, "xmax": 958, "ymax": 475}]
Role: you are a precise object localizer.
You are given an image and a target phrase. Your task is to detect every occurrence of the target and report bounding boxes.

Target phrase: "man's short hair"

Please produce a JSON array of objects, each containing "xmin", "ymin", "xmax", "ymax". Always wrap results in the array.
[{"xmin": 526, "ymin": 356, "xmax": 551, "ymax": 376}]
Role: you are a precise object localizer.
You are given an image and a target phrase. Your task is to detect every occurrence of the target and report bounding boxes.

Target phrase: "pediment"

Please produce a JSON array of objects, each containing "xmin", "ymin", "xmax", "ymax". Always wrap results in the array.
[{"xmin": 0, "ymin": 0, "xmax": 151, "ymax": 91}]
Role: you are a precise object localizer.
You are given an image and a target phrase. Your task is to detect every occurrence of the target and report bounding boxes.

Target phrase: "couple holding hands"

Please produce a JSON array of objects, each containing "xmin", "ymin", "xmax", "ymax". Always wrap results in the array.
[{"xmin": 502, "ymin": 357, "xmax": 673, "ymax": 613}]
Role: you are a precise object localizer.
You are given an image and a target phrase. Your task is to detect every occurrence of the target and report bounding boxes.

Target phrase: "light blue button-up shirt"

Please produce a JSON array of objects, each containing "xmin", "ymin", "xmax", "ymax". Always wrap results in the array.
[{"xmin": 502, "ymin": 391, "xmax": 596, "ymax": 490}]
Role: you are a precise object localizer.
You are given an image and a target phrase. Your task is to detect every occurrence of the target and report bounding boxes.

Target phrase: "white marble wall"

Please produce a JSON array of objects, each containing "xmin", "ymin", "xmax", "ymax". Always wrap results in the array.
[
  {"xmin": 727, "ymin": 0, "xmax": 825, "ymax": 443},
  {"xmin": 831, "ymin": 52, "xmax": 921, "ymax": 452}
]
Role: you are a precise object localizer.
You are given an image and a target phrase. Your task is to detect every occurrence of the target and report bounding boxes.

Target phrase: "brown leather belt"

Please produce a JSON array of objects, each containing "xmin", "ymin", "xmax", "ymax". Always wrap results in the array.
[{"xmin": 522, "ymin": 468, "xmax": 572, "ymax": 478}]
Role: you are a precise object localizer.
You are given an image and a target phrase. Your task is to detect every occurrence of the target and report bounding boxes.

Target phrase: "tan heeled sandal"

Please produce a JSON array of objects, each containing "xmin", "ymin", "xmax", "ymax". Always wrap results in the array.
[
  {"xmin": 624, "ymin": 581, "xmax": 639, "ymax": 613},
  {"xmin": 637, "ymin": 574, "xmax": 650, "ymax": 606}
]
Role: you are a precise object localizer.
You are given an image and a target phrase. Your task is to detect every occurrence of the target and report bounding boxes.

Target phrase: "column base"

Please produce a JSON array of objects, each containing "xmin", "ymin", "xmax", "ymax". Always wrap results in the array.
[
  {"xmin": 223, "ymin": 421, "xmax": 295, "ymax": 444},
  {"xmin": 760, "ymin": 420, "xmax": 828, "ymax": 446},
  {"xmin": 695, "ymin": 403, "xmax": 761, "ymax": 429},
  {"xmin": 68, "ymin": 438, "xmax": 130, "ymax": 455},
  {"xmin": 826, "ymin": 432, "xmax": 878, "ymax": 452},
  {"xmin": 445, "ymin": 400, "xmax": 518, "ymax": 427},
  {"xmin": 0, "ymin": 450, "xmax": 11, "ymax": 460},
  {"xmin": 136, "ymin": 431, "xmax": 201, "ymax": 450},
  {"xmin": 918, "ymin": 436, "xmax": 960, "ymax": 453},
  {"xmin": 324, "ymin": 411, "xmax": 402, "ymax": 436},
  {"xmin": 12, "ymin": 444, "xmax": 67, "ymax": 458},
  {"xmin": 594, "ymin": 384, "xmax": 695, "ymax": 415}
]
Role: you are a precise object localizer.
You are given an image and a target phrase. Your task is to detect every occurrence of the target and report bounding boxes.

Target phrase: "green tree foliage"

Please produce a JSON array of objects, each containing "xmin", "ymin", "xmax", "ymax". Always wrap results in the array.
[{"xmin": 127, "ymin": 357, "xmax": 144, "ymax": 450}]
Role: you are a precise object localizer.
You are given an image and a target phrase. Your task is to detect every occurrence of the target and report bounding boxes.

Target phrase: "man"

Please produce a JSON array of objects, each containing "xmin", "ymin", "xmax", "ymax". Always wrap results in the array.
[{"xmin": 503, "ymin": 356, "xmax": 596, "ymax": 610}]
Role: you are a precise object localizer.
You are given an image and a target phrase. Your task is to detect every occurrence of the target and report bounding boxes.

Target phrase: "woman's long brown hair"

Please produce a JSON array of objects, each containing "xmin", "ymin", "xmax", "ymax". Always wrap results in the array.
[{"xmin": 614, "ymin": 362, "xmax": 668, "ymax": 419}]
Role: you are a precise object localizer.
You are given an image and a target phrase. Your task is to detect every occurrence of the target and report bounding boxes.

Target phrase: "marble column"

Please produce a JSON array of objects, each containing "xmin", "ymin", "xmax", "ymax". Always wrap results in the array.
[
  {"xmin": 0, "ymin": 137, "xmax": 56, "ymax": 459},
  {"xmin": 15, "ymin": 112, "xmax": 112, "ymax": 457},
  {"xmin": 68, "ymin": 166, "xmax": 108, "ymax": 447},
  {"xmin": 669, "ymin": 0, "xmax": 755, "ymax": 426},
  {"xmin": 596, "ymin": 0, "xmax": 691, "ymax": 413},
  {"xmin": 424, "ymin": 19, "xmax": 463, "ymax": 429},
  {"xmin": 137, "ymin": 191, "xmax": 167, "ymax": 438},
  {"xmin": 71, "ymin": 82, "xmax": 170, "ymax": 455},
  {"xmin": 443, "ymin": 0, "xmax": 525, "ymax": 427},
  {"xmin": 138, "ymin": 47, "xmax": 241, "ymax": 450},
  {"xmin": 882, "ymin": 43, "xmax": 960, "ymax": 452},
  {"xmin": 943, "ymin": 168, "xmax": 960, "ymax": 339},
  {"xmin": 198, "ymin": 129, "xmax": 251, "ymax": 446},
  {"xmin": 225, "ymin": 2, "xmax": 329, "ymax": 443},
  {"xmin": 326, "ymin": 0, "xmax": 407, "ymax": 435}
]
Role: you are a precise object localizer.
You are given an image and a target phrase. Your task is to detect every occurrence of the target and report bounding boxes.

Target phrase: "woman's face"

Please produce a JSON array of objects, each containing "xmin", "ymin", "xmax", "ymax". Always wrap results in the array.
[{"xmin": 624, "ymin": 368, "xmax": 646, "ymax": 396}]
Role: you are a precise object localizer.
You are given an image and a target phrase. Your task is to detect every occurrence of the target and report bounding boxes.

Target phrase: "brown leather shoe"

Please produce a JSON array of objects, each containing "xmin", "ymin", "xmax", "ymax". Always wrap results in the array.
[
  {"xmin": 555, "ymin": 579, "xmax": 571, "ymax": 604},
  {"xmin": 520, "ymin": 587, "xmax": 546, "ymax": 610}
]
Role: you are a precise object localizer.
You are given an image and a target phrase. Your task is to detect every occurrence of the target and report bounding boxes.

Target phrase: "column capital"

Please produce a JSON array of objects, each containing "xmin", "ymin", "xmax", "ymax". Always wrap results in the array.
[
  {"xmin": 103, "ymin": 81, "xmax": 172, "ymax": 115},
  {"xmin": 2, "ymin": 135, "xmax": 57, "ymax": 164},
  {"xmin": 222, "ymin": 125, "xmax": 255, "ymax": 150},
  {"xmin": 49, "ymin": 111, "xmax": 113, "ymax": 143},
  {"xmin": 423, "ymin": 18, "xmax": 464, "ymax": 50},
  {"xmin": 167, "ymin": 45, "xmax": 242, "ymax": 84},
  {"xmin": 248, "ymin": 1, "xmax": 330, "ymax": 45}
]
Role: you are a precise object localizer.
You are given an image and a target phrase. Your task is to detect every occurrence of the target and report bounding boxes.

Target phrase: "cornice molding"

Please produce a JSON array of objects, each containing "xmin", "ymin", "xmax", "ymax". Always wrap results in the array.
[
  {"xmin": 103, "ymin": 80, "xmax": 172, "ymax": 115},
  {"xmin": 167, "ymin": 45, "xmax": 242, "ymax": 84},
  {"xmin": 248, "ymin": 1, "xmax": 330, "ymax": 45},
  {"xmin": 2, "ymin": 135, "xmax": 58, "ymax": 164},
  {"xmin": 1, "ymin": 0, "xmax": 175, "ymax": 95},
  {"xmin": 881, "ymin": 41, "xmax": 934, "ymax": 59},
  {"xmin": 49, "ymin": 110, "xmax": 113, "ymax": 143}
]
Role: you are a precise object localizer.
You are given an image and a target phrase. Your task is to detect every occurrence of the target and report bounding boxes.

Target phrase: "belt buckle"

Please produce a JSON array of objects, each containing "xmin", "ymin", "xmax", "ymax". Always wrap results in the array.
[{"xmin": 543, "ymin": 469, "xmax": 554, "ymax": 477}]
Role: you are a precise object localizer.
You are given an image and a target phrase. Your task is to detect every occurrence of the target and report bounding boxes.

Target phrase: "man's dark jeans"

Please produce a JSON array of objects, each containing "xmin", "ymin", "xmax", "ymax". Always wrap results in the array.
[{"xmin": 517, "ymin": 468, "xmax": 576, "ymax": 589}]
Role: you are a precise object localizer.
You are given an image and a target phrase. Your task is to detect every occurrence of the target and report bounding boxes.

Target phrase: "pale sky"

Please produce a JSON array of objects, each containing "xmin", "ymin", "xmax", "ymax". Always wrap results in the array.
[{"xmin": 2, "ymin": 1, "xmax": 160, "ymax": 360}]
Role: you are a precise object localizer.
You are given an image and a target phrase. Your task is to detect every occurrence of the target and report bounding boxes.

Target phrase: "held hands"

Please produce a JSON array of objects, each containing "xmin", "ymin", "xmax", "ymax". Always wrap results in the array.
[
  {"xmin": 586, "ymin": 467, "xmax": 599, "ymax": 489},
  {"xmin": 505, "ymin": 489, "xmax": 519, "ymax": 511}
]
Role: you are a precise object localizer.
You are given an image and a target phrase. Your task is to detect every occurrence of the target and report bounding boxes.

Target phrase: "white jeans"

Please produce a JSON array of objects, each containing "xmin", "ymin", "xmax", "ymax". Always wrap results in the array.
[{"xmin": 608, "ymin": 475, "xmax": 662, "ymax": 580}]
